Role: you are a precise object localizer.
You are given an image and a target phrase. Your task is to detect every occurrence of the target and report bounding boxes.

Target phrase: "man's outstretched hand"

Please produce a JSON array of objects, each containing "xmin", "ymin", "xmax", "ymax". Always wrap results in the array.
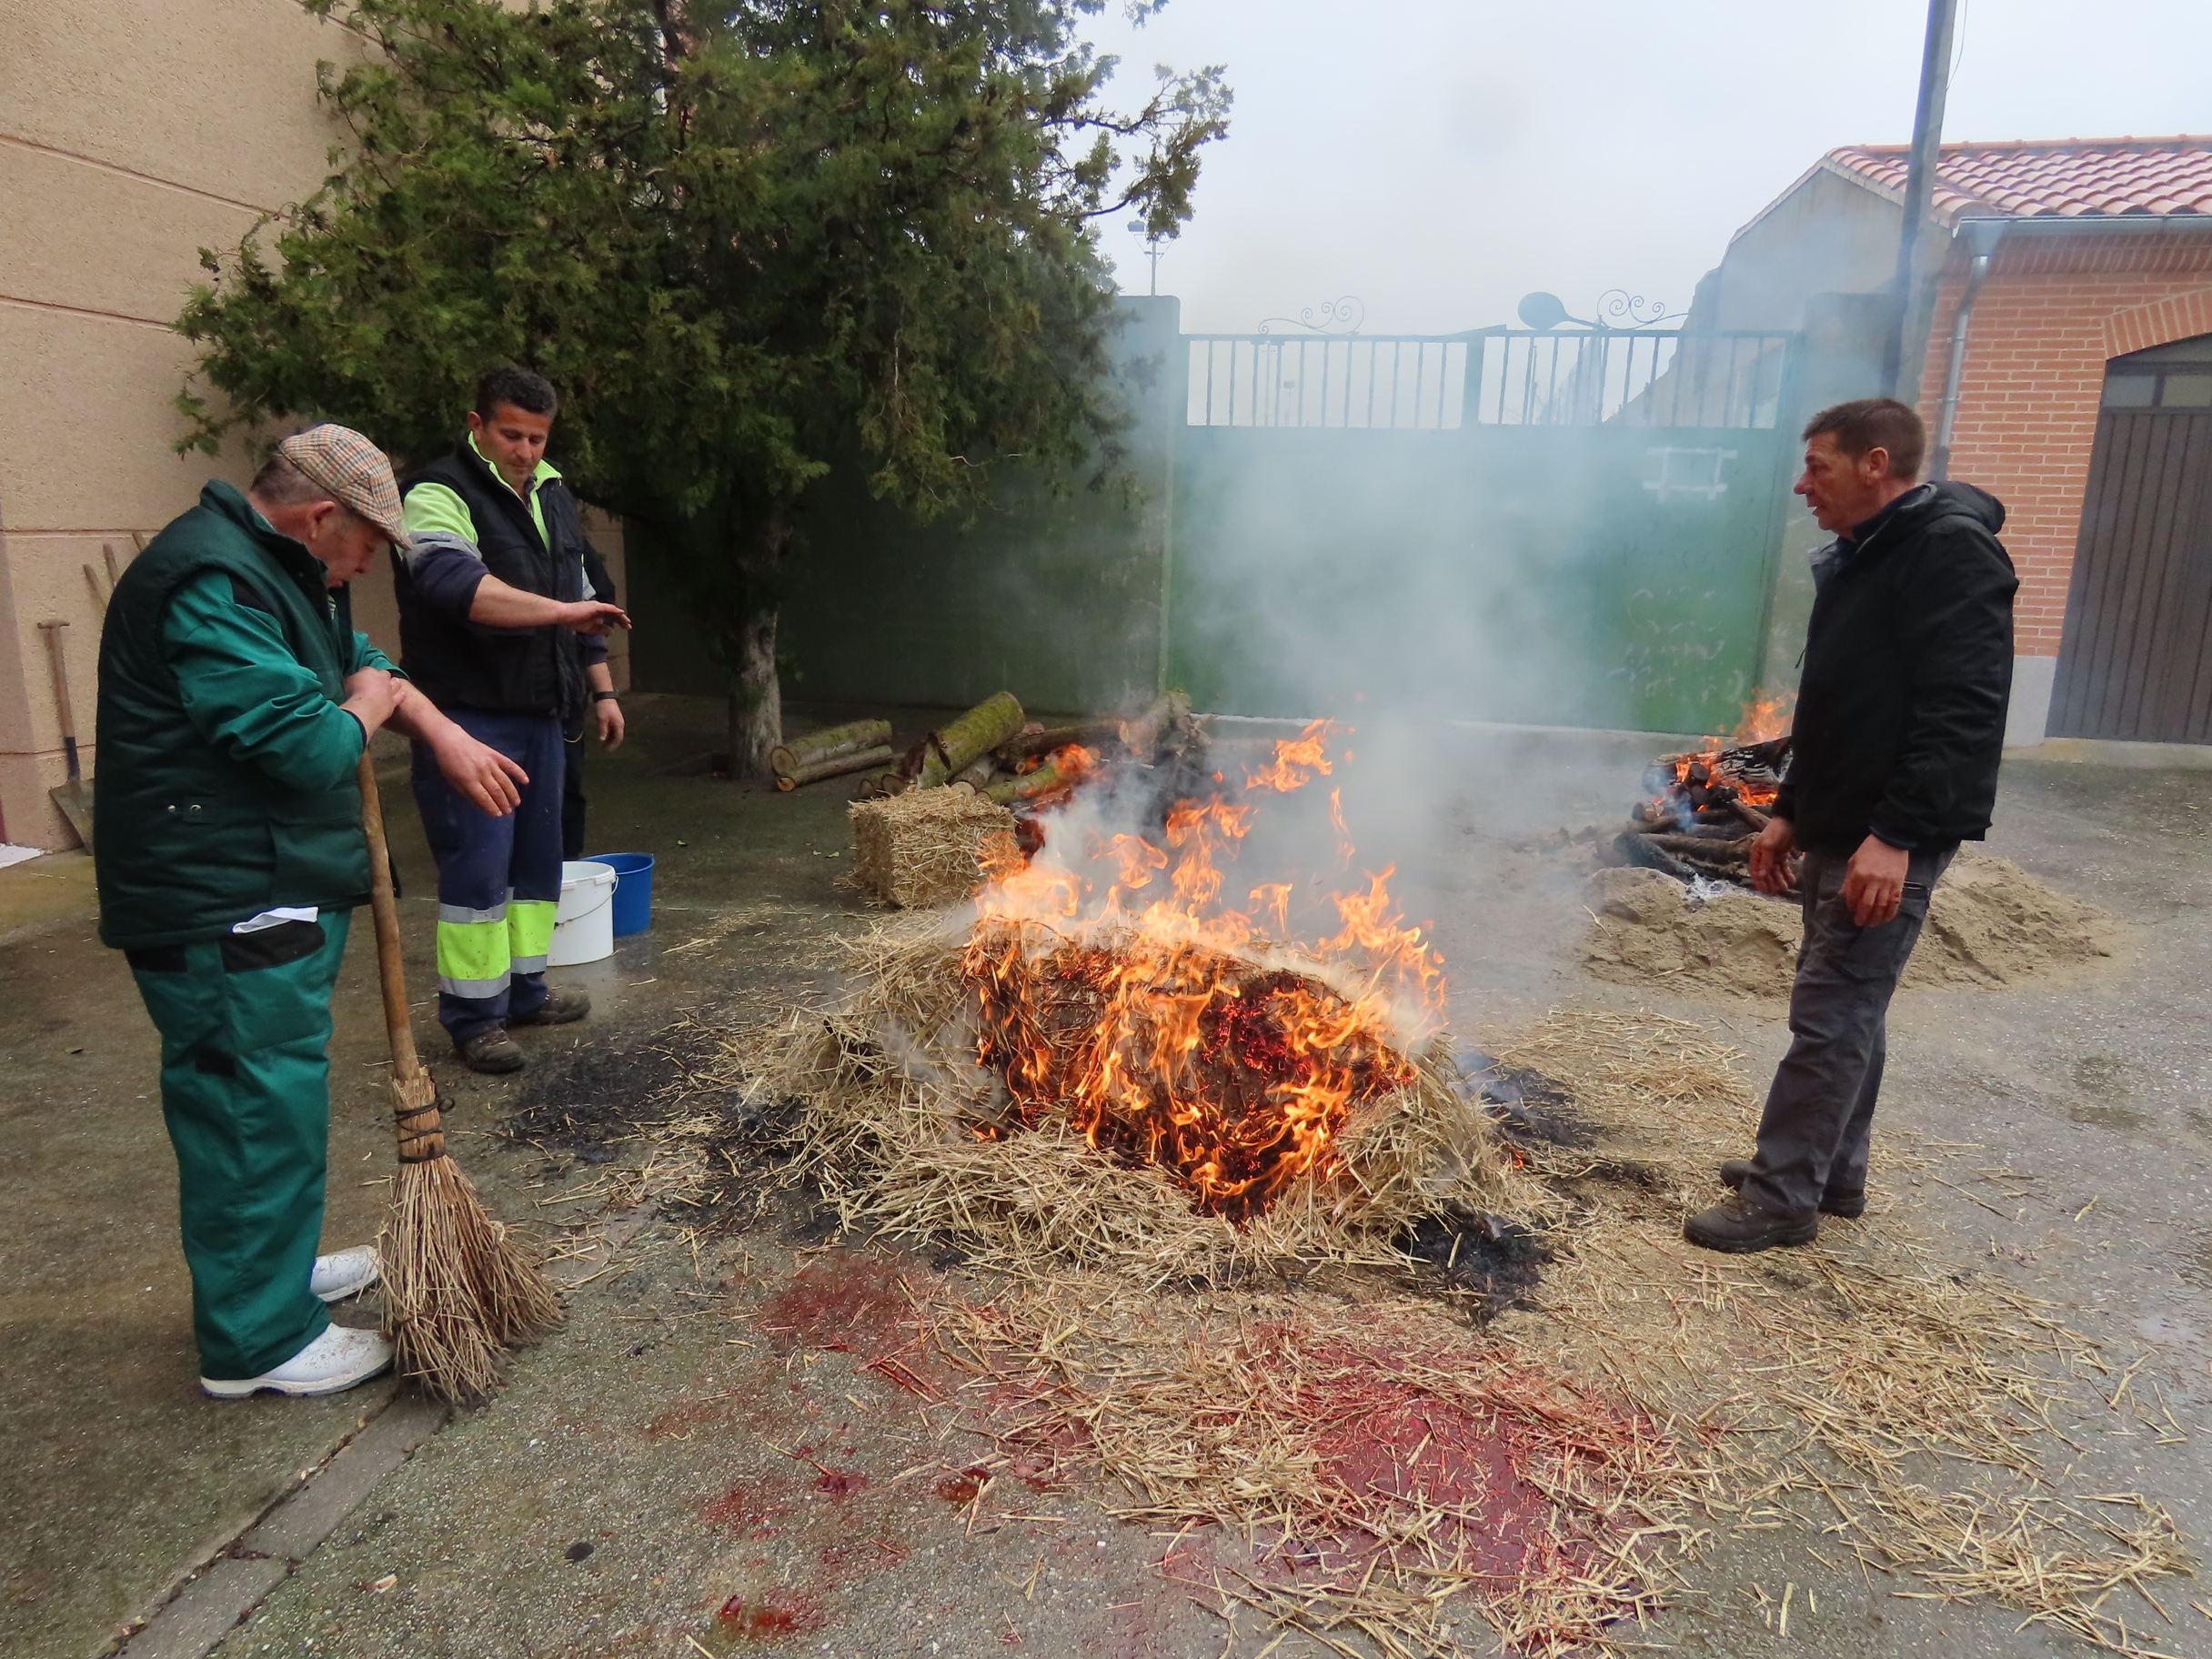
[
  {"xmin": 1749, "ymin": 815, "xmax": 1798, "ymax": 895},
  {"xmin": 559, "ymin": 600, "xmax": 630, "ymax": 637},
  {"xmin": 407, "ymin": 689, "xmax": 528, "ymax": 815},
  {"xmin": 1841, "ymin": 834, "xmax": 1911, "ymax": 928}
]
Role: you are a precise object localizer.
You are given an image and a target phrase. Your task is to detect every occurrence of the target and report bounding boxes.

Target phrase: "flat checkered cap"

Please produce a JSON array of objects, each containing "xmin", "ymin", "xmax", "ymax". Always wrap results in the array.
[{"xmin": 275, "ymin": 425, "xmax": 407, "ymax": 546}]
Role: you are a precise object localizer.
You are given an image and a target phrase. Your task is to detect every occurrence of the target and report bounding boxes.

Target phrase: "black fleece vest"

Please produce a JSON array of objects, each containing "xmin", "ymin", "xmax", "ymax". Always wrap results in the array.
[{"xmin": 396, "ymin": 445, "xmax": 588, "ymax": 719}]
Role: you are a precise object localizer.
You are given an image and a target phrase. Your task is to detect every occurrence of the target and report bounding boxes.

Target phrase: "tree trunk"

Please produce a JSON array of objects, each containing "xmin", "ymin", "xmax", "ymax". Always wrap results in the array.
[{"xmin": 726, "ymin": 506, "xmax": 790, "ymax": 782}]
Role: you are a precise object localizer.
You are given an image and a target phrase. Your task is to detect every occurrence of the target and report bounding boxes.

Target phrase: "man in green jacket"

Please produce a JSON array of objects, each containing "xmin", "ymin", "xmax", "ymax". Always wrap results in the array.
[{"xmin": 96, "ymin": 425, "xmax": 525, "ymax": 1399}]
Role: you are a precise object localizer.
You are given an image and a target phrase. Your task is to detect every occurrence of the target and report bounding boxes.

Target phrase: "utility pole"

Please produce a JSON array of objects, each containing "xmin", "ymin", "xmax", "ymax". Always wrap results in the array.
[{"xmin": 1881, "ymin": 0, "xmax": 1959, "ymax": 397}]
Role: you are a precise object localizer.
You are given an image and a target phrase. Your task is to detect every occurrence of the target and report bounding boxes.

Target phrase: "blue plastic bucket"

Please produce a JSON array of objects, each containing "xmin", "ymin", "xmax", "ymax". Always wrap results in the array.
[{"xmin": 588, "ymin": 851, "xmax": 655, "ymax": 937}]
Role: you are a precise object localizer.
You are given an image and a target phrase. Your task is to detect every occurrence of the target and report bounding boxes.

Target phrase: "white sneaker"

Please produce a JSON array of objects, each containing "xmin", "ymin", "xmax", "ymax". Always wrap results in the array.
[
  {"xmin": 202, "ymin": 1323, "xmax": 395, "ymax": 1399},
  {"xmin": 310, "ymin": 1245, "xmax": 381, "ymax": 1303}
]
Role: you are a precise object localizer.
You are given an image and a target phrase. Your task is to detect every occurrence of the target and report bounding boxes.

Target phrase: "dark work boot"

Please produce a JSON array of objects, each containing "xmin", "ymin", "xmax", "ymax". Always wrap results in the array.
[
  {"xmin": 511, "ymin": 988, "xmax": 591, "ymax": 1028},
  {"xmin": 456, "ymin": 1028, "xmax": 526, "ymax": 1075},
  {"xmin": 1718, "ymin": 1159, "xmax": 1866, "ymax": 1220},
  {"xmin": 1684, "ymin": 1194, "xmax": 1819, "ymax": 1254}
]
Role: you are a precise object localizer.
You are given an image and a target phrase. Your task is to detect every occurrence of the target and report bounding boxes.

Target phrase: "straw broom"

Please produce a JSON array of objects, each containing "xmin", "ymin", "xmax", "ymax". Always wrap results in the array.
[{"xmin": 357, "ymin": 755, "xmax": 563, "ymax": 1402}]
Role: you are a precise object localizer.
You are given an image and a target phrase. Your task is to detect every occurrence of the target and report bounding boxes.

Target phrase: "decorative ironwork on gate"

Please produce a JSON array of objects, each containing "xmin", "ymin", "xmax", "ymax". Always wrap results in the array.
[{"xmin": 1184, "ymin": 327, "xmax": 1795, "ymax": 431}]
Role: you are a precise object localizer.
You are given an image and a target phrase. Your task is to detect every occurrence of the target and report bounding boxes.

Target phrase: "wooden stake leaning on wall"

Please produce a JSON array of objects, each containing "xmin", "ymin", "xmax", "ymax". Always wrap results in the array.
[
  {"xmin": 86, "ymin": 538, "xmax": 137, "ymax": 618},
  {"xmin": 357, "ymin": 754, "xmax": 562, "ymax": 1401}
]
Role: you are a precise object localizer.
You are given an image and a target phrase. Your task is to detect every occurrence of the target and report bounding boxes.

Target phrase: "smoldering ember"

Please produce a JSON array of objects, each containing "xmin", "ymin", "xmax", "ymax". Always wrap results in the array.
[{"xmin": 6, "ymin": 6, "xmax": 2212, "ymax": 1659}]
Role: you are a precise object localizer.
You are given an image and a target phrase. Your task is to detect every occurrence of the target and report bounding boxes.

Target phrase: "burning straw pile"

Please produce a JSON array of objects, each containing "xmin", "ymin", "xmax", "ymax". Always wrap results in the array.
[{"xmin": 780, "ymin": 720, "xmax": 1544, "ymax": 1281}]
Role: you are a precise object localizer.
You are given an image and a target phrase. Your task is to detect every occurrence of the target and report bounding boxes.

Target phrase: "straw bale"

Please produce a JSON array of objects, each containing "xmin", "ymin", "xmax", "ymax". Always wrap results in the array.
[{"xmin": 847, "ymin": 789, "xmax": 1015, "ymax": 909}]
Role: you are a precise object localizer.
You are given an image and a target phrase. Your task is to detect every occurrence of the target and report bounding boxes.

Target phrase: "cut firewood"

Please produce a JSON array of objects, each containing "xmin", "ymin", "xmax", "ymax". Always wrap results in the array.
[
  {"xmin": 950, "ymin": 755, "xmax": 997, "ymax": 790},
  {"xmin": 917, "ymin": 692, "xmax": 1026, "ymax": 789},
  {"xmin": 776, "ymin": 743, "xmax": 895, "ymax": 792},
  {"xmin": 1728, "ymin": 799, "xmax": 1772, "ymax": 832},
  {"xmin": 1616, "ymin": 833, "xmax": 1699, "ymax": 880},
  {"xmin": 1639, "ymin": 831, "xmax": 1752, "ymax": 860},
  {"xmin": 999, "ymin": 719, "xmax": 1118, "ymax": 763},
  {"xmin": 983, "ymin": 757, "xmax": 1084, "ymax": 806},
  {"xmin": 769, "ymin": 718, "xmax": 892, "ymax": 779},
  {"xmin": 1117, "ymin": 689, "xmax": 1194, "ymax": 759}
]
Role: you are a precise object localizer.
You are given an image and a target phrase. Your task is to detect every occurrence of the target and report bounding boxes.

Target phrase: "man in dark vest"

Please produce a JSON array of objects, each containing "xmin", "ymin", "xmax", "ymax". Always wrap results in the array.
[
  {"xmin": 97, "ymin": 425, "xmax": 528, "ymax": 1397},
  {"xmin": 1686, "ymin": 398, "xmax": 2016, "ymax": 1252},
  {"xmin": 397, "ymin": 367, "xmax": 628, "ymax": 1073}
]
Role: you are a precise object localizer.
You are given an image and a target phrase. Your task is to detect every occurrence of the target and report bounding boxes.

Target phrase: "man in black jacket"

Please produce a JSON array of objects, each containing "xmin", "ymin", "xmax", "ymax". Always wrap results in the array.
[
  {"xmin": 397, "ymin": 367, "xmax": 629, "ymax": 1073},
  {"xmin": 1685, "ymin": 397, "xmax": 2017, "ymax": 1253}
]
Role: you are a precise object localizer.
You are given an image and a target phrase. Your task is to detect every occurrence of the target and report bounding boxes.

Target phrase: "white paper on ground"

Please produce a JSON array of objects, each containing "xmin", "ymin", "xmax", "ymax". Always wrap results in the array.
[{"xmin": 0, "ymin": 844, "xmax": 44, "ymax": 870}]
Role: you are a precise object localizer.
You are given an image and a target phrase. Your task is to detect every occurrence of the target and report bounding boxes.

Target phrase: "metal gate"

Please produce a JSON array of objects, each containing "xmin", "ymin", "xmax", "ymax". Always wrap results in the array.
[
  {"xmin": 2051, "ymin": 338, "xmax": 2212, "ymax": 742},
  {"xmin": 1170, "ymin": 326, "xmax": 1800, "ymax": 734}
]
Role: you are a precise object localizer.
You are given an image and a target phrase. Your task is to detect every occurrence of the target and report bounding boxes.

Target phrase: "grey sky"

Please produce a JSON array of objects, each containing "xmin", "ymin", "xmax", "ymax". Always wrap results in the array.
[{"xmin": 1091, "ymin": 0, "xmax": 2212, "ymax": 334}]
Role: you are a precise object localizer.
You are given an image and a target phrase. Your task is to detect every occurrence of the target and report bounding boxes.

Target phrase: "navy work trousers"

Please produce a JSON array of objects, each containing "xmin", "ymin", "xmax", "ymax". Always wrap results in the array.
[{"xmin": 410, "ymin": 709, "xmax": 566, "ymax": 1045}]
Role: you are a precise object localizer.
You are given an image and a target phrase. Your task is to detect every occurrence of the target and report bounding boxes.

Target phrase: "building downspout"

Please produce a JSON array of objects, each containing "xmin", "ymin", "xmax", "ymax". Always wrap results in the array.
[{"xmin": 1931, "ymin": 220, "xmax": 2004, "ymax": 479}]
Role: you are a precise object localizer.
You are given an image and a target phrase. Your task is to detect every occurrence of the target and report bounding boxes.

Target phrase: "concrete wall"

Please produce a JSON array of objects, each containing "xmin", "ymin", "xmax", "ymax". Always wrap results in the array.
[
  {"xmin": 1915, "ymin": 230, "xmax": 2212, "ymax": 743},
  {"xmin": 1704, "ymin": 167, "xmax": 1908, "ymax": 332}
]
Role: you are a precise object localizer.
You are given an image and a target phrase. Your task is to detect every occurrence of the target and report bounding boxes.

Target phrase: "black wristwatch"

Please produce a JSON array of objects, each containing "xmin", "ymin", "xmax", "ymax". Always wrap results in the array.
[{"xmin": 592, "ymin": 690, "xmax": 619, "ymax": 704}]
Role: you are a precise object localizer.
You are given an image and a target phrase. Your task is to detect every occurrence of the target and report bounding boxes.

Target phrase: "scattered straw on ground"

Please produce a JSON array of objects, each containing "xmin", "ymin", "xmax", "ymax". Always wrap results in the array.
[
  {"xmin": 926, "ymin": 1274, "xmax": 1688, "ymax": 1659},
  {"xmin": 1582, "ymin": 848, "xmax": 2121, "ymax": 1000},
  {"xmin": 848, "ymin": 790, "xmax": 1014, "ymax": 908},
  {"xmin": 1492, "ymin": 1010, "xmax": 2191, "ymax": 1658},
  {"xmin": 661, "ymin": 950, "xmax": 2190, "ymax": 1656}
]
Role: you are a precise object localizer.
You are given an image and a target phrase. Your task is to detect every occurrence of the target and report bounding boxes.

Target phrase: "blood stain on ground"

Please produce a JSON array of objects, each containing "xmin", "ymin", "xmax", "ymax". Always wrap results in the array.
[
  {"xmin": 756, "ymin": 1250, "xmax": 913, "ymax": 1353},
  {"xmin": 701, "ymin": 1482, "xmax": 784, "ymax": 1540},
  {"xmin": 934, "ymin": 1467, "xmax": 990, "ymax": 1504},
  {"xmin": 812, "ymin": 1467, "xmax": 868, "ymax": 1499},
  {"xmin": 715, "ymin": 1589, "xmax": 827, "ymax": 1640}
]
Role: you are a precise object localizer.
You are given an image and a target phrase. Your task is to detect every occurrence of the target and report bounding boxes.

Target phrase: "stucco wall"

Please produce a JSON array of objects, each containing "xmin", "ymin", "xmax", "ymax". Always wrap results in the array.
[
  {"xmin": 0, "ymin": 1, "xmax": 630, "ymax": 850},
  {"xmin": 0, "ymin": 0, "xmax": 354, "ymax": 846},
  {"xmin": 1705, "ymin": 167, "xmax": 1910, "ymax": 332}
]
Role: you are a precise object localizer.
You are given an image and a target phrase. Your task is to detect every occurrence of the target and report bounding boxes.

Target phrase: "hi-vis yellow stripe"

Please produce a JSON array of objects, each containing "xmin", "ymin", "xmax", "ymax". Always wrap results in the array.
[
  {"xmin": 436, "ymin": 917, "xmax": 508, "ymax": 996},
  {"xmin": 508, "ymin": 900, "xmax": 557, "ymax": 962}
]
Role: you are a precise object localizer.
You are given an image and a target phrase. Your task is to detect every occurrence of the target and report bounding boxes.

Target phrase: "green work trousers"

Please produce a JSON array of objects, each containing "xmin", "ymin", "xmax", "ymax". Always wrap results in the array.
[{"xmin": 127, "ymin": 910, "xmax": 352, "ymax": 1380}]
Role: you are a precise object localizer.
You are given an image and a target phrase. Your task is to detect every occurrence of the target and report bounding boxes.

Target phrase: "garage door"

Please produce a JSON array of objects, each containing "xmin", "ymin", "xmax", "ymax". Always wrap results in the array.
[{"xmin": 2050, "ymin": 334, "xmax": 2212, "ymax": 742}]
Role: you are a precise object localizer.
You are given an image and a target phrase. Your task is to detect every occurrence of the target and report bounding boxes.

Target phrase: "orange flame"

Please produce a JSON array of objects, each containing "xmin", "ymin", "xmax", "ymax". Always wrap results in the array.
[
  {"xmin": 961, "ymin": 723, "xmax": 1444, "ymax": 1219},
  {"xmin": 1244, "ymin": 719, "xmax": 1337, "ymax": 793},
  {"xmin": 1650, "ymin": 692, "xmax": 1795, "ymax": 818}
]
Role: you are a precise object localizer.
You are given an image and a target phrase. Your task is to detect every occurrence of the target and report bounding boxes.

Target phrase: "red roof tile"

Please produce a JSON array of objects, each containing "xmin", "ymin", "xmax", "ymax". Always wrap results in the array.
[{"xmin": 1824, "ymin": 136, "xmax": 2212, "ymax": 224}]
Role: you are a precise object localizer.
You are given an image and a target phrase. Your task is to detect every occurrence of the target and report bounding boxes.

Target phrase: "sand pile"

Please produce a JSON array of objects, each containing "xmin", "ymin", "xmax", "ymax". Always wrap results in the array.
[{"xmin": 1584, "ymin": 847, "xmax": 2119, "ymax": 999}]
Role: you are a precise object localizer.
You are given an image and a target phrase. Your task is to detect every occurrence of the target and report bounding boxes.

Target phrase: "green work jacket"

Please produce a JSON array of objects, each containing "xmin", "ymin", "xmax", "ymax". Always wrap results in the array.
[{"xmin": 94, "ymin": 481, "xmax": 397, "ymax": 949}]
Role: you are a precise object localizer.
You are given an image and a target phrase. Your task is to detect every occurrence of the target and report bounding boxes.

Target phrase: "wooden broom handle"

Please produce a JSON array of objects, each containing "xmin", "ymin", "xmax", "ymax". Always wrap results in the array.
[{"xmin": 357, "ymin": 752, "xmax": 427, "ymax": 1085}]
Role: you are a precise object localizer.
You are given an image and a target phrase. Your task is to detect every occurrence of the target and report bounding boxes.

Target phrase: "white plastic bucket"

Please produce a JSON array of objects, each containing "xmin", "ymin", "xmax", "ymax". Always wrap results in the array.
[{"xmin": 548, "ymin": 860, "xmax": 618, "ymax": 967}]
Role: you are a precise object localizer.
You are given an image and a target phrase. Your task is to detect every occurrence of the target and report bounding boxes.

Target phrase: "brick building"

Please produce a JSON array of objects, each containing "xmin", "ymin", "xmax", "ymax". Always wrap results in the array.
[{"xmin": 1706, "ymin": 137, "xmax": 2212, "ymax": 748}]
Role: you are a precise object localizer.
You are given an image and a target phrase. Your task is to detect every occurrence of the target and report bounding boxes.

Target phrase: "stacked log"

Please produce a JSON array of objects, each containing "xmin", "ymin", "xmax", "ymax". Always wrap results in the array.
[
  {"xmin": 771, "ymin": 719, "xmax": 895, "ymax": 791},
  {"xmin": 1616, "ymin": 732, "xmax": 1794, "ymax": 889}
]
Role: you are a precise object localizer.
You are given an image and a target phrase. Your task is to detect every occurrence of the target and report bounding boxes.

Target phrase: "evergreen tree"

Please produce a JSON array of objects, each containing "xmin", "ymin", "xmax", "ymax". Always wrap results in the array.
[{"xmin": 179, "ymin": 0, "xmax": 1228, "ymax": 773}]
